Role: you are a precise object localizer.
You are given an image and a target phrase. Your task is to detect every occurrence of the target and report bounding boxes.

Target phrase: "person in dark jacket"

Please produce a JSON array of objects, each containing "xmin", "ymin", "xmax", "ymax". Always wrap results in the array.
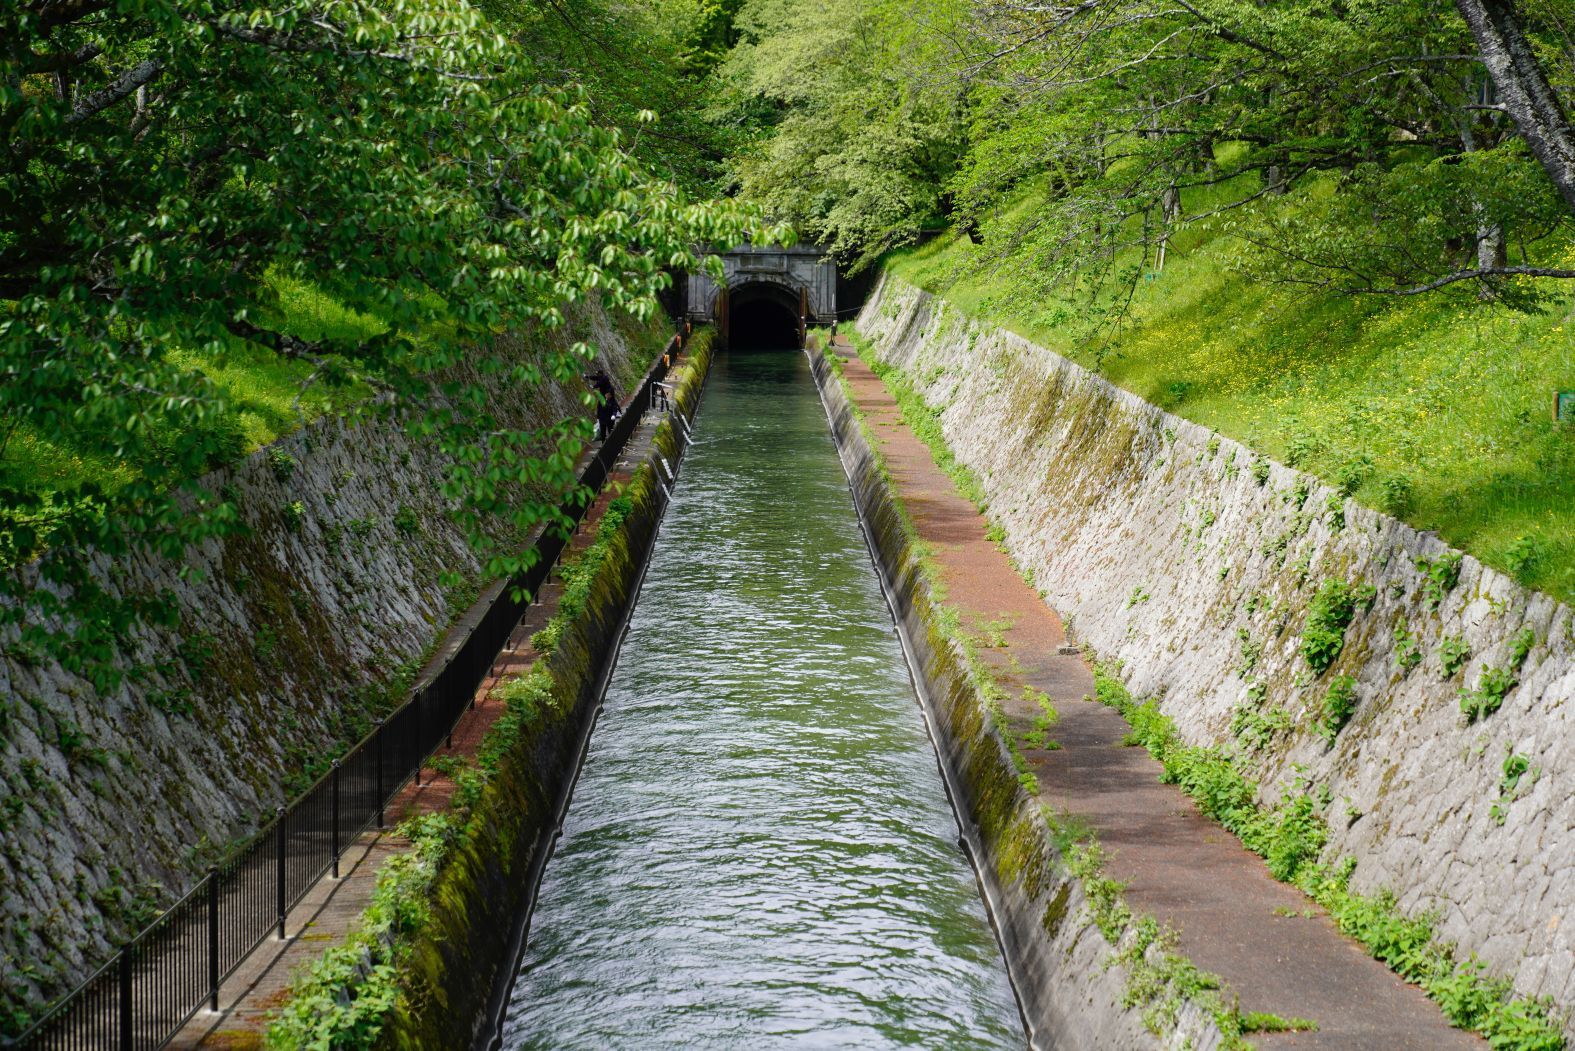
[{"xmin": 586, "ymin": 369, "xmax": 618, "ymax": 440}]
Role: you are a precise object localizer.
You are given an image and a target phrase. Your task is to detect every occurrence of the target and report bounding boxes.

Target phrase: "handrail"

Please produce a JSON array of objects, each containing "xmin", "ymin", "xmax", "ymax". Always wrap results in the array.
[{"xmin": 4, "ymin": 323, "xmax": 696, "ymax": 1051}]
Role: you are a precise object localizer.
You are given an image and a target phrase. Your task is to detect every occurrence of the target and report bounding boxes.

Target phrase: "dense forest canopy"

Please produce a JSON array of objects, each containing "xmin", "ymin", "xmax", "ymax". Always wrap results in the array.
[
  {"xmin": 717, "ymin": 0, "xmax": 1575, "ymax": 300},
  {"xmin": 6, "ymin": 0, "xmax": 1575, "ymax": 681}
]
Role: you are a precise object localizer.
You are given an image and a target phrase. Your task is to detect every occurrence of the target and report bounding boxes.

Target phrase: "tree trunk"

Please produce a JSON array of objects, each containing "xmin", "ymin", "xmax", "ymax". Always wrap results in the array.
[
  {"xmin": 1455, "ymin": 0, "xmax": 1575, "ymax": 215},
  {"xmin": 1477, "ymin": 222, "xmax": 1507, "ymax": 298},
  {"xmin": 1156, "ymin": 182, "xmax": 1181, "ymax": 271}
]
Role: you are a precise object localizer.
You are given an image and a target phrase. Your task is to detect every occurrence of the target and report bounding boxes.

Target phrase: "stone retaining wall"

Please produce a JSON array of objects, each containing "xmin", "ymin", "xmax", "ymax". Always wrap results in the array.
[
  {"xmin": 854, "ymin": 273, "xmax": 1575, "ymax": 1023},
  {"xmin": 0, "ymin": 306, "xmax": 656, "ymax": 1024}
]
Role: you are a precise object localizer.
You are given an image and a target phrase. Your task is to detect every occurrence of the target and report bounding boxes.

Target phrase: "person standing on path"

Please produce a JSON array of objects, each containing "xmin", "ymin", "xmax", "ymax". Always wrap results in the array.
[{"xmin": 586, "ymin": 368, "xmax": 618, "ymax": 441}]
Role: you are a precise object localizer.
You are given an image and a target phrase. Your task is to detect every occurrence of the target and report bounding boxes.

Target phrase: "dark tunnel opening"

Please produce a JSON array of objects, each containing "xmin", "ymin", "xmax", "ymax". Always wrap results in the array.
[{"xmin": 727, "ymin": 284, "xmax": 802, "ymax": 349}]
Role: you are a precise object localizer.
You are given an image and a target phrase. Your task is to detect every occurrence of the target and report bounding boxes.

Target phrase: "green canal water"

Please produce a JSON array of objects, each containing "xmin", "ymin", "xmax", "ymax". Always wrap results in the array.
[{"xmin": 499, "ymin": 349, "xmax": 1023, "ymax": 1049}]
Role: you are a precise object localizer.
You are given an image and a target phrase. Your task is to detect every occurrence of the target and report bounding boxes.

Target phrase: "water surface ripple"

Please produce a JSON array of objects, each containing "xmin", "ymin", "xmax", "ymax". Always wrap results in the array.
[{"xmin": 499, "ymin": 350, "xmax": 1022, "ymax": 1050}]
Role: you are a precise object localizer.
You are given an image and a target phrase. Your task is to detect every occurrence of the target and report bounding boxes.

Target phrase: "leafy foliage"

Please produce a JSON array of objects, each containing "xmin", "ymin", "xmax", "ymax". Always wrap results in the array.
[
  {"xmin": 1301, "ymin": 578, "xmax": 1358, "ymax": 674},
  {"xmin": 716, "ymin": 0, "xmax": 969, "ymax": 267},
  {"xmin": 266, "ymin": 813, "xmax": 454, "ymax": 1050},
  {"xmin": 725, "ymin": 0, "xmax": 1575, "ymax": 306},
  {"xmin": 1317, "ymin": 674, "xmax": 1359, "ymax": 744},
  {"xmin": 1417, "ymin": 552, "xmax": 1466, "ymax": 609},
  {"xmin": 1461, "ymin": 664, "xmax": 1520, "ymax": 722},
  {"xmin": 1, "ymin": 0, "xmax": 782, "ymax": 685}
]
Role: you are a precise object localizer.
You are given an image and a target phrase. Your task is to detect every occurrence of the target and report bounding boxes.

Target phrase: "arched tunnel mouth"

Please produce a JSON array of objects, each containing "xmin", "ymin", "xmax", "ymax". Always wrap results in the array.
[{"xmin": 727, "ymin": 283, "xmax": 802, "ymax": 349}]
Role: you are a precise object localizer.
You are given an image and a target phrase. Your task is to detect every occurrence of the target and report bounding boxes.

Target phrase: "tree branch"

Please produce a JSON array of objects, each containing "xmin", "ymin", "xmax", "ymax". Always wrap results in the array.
[
  {"xmin": 1455, "ymin": 0, "xmax": 1575, "ymax": 214},
  {"xmin": 67, "ymin": 58, "xmax": 163, "ymax": 124},
  {"xmin": 1378, "ymin": 264, "xmax": 1575, "ymax": 294},
  {"xmin": 25, "ymin": 0, "xmax": 110, "ymax": 30},
  {"xmin": 25, "ymin": 42, "xmax": 103, "ymax": 73}
]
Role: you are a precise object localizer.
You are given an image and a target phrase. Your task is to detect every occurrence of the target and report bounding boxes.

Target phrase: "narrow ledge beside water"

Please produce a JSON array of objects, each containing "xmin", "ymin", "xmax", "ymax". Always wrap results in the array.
[{"xmin": 498, "ymin": 348, "xmax": 1022, "ymax": 1050}]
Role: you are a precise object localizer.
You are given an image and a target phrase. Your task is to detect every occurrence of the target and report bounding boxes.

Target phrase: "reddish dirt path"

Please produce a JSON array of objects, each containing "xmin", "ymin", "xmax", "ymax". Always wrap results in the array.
[{"xmin": 828, "ymin": 338, "xmax": 1478, "ymax": 1049}]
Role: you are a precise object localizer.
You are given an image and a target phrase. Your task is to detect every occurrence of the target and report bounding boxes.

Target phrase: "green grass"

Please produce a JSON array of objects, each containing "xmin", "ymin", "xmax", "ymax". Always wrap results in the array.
[{"xmin": 886, "ymin": 192, "xmax": 1575, "ymax": 605}]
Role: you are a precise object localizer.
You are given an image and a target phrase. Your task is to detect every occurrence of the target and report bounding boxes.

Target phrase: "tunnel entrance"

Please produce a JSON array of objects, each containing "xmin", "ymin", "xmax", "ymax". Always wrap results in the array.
[{"xmin": 724, "ymin": 281, "xmax": 804, "ymax": 349}]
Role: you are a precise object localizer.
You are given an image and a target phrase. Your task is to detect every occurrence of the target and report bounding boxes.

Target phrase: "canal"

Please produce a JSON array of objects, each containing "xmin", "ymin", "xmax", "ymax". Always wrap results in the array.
[{"xmin": 498, "ymin": 348, "xmax": 1023, "ymax": 1049}]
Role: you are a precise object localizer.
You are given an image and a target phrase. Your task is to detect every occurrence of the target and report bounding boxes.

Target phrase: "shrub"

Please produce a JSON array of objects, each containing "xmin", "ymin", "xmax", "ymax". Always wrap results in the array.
[
  {"xmin": 1318, "ymin": 675, "xmax": 1358, "ymax": 743},
  {"xmin": 1416, "ymin": 552, "xmax": 1463, "ymax": 610},
  {"xmin": 1301, "ymin": 579, "xmax": 1357, "ymax": 674},
  {"xmin": 1336, "ymin": 455, "xmax": 1373, "ymax": 496},
  {"xmin": 1503, "ymin": 535, "xmax": 1545, "ymax": 583},
  {"xmin": 1379, "ymin": 474, "xmax": 1413, "ymax": 516},
  {"xmin": 1285, "ymin": 430, "xmax": 1322, "ymax": 466}
]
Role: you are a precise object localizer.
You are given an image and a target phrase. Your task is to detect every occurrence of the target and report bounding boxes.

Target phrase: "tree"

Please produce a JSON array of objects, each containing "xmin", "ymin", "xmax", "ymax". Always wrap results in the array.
[
  {"xmin": 717, "ymin": 0, "xmax": 972, "ymax": 268},
  {"xmin": 931, "ymin": 0, "xmax": 1575, "ymax": 306},
  {"xmin": 0, "ymin": 0, "xmax": 780, "ymax": 689},
  {"xmin": 1454, "ymin": 0, "xmax": 1575, "ymax": 214}
]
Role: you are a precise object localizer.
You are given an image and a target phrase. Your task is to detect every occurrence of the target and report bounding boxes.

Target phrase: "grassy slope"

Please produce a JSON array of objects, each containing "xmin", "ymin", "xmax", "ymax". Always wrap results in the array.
[
  {"xmin": 886, "ymin": 198, "xmax": 1575, "ymax": 606},
  {"xmin": 5, "ymin": 276, "xmax": 379, "ymax": 494}
]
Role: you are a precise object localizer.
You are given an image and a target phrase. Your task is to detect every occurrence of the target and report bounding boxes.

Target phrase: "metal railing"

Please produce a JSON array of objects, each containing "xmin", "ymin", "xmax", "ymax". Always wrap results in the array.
[{"xmin": 5, "ymin": 327, "xmax": 695, "ymax": 1051}]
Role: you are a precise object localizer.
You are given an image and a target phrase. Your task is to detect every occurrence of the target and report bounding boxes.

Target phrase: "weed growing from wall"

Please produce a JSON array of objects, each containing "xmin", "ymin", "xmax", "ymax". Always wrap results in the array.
[
  {"xmin": 1301, "ymin": 579, "xmax": 1359, "ymax": 674},
  {"xmin": 1230, "ymin": 698, "xmax": 1290, "ymax": 753},
  {"xmin": 1439, "ymin": 636, "xmax": 1472, "ymax": 678},
  {"xmin": 267, "ymin": 449, "xmax": 298, "ymax": 481},
  {"xmin": 1392, "ymin": 623, "xmax": 1422, "ymax": 672},
  {"xmin": 1317, "ymin": 675, "xmax": 1358, "ymax": 744},
  {"xmin": 1325, "ymin": 493, "xmax": 1346, "ymax": 531},
  {"xmin": 1416, "ymin": 552, "xmax": 1464, "ymax": 610},
  {"xmin": 1490, "ymin": 752, "xmax": 1536, "ymax": 826},
  {"xmin": 1236, "ymin": 629, "xmax": 1262, "ymax": 677}
]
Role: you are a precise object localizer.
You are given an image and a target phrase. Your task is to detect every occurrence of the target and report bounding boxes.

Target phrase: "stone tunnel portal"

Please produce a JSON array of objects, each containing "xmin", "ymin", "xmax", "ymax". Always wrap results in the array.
[{"xmin": 685, "ymin": 244, "xmax": 836, "ymax": 349}]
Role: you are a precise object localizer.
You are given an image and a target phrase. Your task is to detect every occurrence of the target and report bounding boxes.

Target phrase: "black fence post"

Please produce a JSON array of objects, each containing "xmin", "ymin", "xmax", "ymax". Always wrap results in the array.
[
  {"xmin": 207, "ymin": 866, "xmax": 220, "ymax": 1010},
  {"xmin": 331, "ymin": 760, "xmax": 342, "ymax": 879},
  {"xmin": 118, "ymin": 949, "xmax": 132, "ymax": 1051},
  {"xmin": 275, "ymin": 807, "xmax": 287, "ymax": 940},
  {"xmin": 413, "ymin": 698, "xmax": 422, "ymax": 787},
  {"xmin": 375, "ymin": 719, "xmax": 385, "ymax": 829}
]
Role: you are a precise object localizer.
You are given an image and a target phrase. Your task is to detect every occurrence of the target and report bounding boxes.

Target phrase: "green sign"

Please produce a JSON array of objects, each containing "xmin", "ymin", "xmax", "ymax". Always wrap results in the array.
[{"xmin": 1559, "ymin": 390, "xmax": 1575, "ymax": 423}]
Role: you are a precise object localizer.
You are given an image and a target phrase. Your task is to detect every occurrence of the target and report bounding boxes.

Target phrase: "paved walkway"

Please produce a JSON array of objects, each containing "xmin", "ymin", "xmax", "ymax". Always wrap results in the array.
[
  {"xmin": 827, "ymin": 337, "xmax": 1478, "ymax": 1049},
  {"xmin": 169, "ymin": 393, "xmax": 674, "ymax": 1049}
]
